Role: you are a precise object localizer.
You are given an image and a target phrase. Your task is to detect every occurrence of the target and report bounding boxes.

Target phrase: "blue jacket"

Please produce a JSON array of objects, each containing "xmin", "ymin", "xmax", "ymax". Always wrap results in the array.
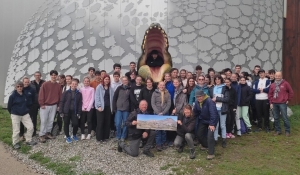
[
  {"xmin": 7, "ymin": 90, "xmax": 31, "ymax": 116},
  {"xmin": 189, "ymin": 84, "xmax": 210, "ymax": 105},
  {"xmin": 165, "ymin": 81, "xmax": 175, "ymax": 100},
  {"xmin": 252, "ymin": 79, "xmax": 271, "ymax": 94},
  {"xmin": 193, "ymin": 97, "xmax": 219, "ymax": 126},
  {"xmin": 95, "ymin": 84, "xmax": 114, "ymax": 113}
]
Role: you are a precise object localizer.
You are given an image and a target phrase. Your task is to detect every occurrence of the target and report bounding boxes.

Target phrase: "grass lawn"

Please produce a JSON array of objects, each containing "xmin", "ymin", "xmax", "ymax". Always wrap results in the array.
[{"xmin": 0, "ymin": 106, "xmax": 300, "ymax": 175}]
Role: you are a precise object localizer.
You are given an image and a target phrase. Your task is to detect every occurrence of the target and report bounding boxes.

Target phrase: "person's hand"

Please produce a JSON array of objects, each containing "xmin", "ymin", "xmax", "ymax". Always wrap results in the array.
[
  {"xmin": 142, "ymin": 132, "xmax": 148, "ymax": 138},
  {"xmin": 182, "ymin": 89, "xmax": 187, "ymax": 93},
  {"xmin": 270, "ymin": 104, "xmax": 273, "ymax": 109},
  {"xmin": 158, "ymin": 113, "xmax": 163, "ymax": 115},
  {"xmin": 77, "ymin": 114, "xmax": 80, "ymax": 119},
  {"xmin": 60, "ymin": 114, "xmax": 64, "ymax": 118},
  {"xmin": 83, "ymin": 108, "xmax": 87, "ymax": 111},
  {"xmin": 212, "ymin": 97, "xmax": 216, "ymax": 102},
  {"xmin": 208, "ymin": 125, "xmax": 215, "ymax": 132},
  {"xmin": 233, "ymin": 109, "xmax": 236, "ymax": 111},
  {"xmin": 286, "ymin": 101, "xmax": 289, "ymax": 104},
  {"xmin": 98, "ymin": 107, "xmax": 102, "ymax": 112},
  {"xmin": 41, "ymin": 106, "xmax": 45, "ymax": 109},
  {"xmin": 172, "ymin": 109, "xmax": 176, "ymax": 115},
  {"xmin": 177, "ymin": 120, "xmax": 182, "ymax": 125},
  {"xmin": 132, "ymin": 120, "xmax": 137, "ymax": 125}
]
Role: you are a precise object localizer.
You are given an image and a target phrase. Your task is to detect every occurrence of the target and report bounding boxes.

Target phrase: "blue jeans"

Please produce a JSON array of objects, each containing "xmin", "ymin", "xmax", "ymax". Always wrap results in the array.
[
  {"xmin": 114, "ymin": 110, "xmax": 129, "ymax": 140},
  {"xmin": 273, "ymin": 103, "xmax": 290, "ymax": 133},
  {"xmin": 214, "ymin": 111, "xmax": 226, "ymax": 140},
  {"xmin": 155, "ymin": 130, "xmax": 166, "ymax": 146}
]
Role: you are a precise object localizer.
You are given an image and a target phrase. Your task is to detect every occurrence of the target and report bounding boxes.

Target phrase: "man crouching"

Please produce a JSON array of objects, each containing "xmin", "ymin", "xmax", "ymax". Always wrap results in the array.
[{"xmin": 118, "ymin": 100, "xmax": 155, "ymax": 157}]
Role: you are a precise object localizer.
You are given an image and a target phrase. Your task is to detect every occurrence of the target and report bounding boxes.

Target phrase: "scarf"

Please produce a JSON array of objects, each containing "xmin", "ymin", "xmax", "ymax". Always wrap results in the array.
[
  {"xmin": 273, "ymin": 79, "xmax": 283, "ymax": 99},
  {"xmin": 199, "ymin": 95, "xmax": 209, "ymax": 108}
]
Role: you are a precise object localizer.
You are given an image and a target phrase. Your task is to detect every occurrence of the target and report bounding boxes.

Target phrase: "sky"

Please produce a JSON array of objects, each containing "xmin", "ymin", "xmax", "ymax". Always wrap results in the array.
[{"xmin": 137, "ymin": 114, "xmax": 177, "ymax": 121}]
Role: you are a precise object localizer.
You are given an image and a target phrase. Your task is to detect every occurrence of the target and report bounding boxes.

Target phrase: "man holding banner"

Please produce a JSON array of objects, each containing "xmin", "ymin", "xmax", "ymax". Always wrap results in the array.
[{"xmin": 118, "ymin": 100, "xmax": 156, "ymax": 157}]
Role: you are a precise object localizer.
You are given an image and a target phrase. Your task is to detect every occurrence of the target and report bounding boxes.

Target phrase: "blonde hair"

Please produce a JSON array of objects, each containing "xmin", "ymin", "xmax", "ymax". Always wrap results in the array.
[{"xmin": 158, "ymin": 81, "xmax": 166, "ymax": 105}]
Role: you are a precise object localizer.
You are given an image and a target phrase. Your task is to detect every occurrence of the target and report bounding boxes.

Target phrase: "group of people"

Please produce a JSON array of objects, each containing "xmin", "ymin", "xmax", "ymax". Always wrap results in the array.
[{"xmin": 7, "ymin": 61, "xmax": 294, "ymax": 160}]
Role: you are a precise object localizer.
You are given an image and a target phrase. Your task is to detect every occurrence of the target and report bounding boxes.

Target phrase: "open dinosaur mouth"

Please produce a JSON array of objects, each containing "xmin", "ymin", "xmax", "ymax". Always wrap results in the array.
[{"xmin": 137, "ymin": 23, "xmax": 172, "ymax": 82}]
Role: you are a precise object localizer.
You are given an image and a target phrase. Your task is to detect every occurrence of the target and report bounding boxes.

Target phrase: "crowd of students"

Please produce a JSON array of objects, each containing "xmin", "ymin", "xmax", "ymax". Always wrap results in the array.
[{"xmin": 7, "ymin": 62, "xmax": 294, "ymax": 160}]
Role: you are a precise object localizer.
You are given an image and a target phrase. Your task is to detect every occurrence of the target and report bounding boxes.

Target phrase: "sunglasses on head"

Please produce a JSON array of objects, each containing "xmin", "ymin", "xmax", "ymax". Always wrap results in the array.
[{"xmin": 16, "ymin": 86, "xmax": 23, "ymax": 88}]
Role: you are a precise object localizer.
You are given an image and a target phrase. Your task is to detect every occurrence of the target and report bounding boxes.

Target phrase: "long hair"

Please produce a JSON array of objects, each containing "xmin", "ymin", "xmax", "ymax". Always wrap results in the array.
[
  {"xmin": 183, "ymin": 104, "xmax": 193, "ymax": 118},
  {"xmin": 103, "ymin": 74, "xmax": 111, "ymax": 87},
  {"xmin": 186, "ymin": 78, "xmax": 195, "ymax": 94}
]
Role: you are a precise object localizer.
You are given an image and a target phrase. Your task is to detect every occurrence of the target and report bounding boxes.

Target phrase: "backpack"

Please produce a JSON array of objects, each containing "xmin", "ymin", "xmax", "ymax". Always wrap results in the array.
[
  {"xmin": 51, "ymin": 112, "xmax": 60, "ymax": 136},
  {"xmin": 240, "ymin": 118, "xmax": 247, "ymax": 134}
]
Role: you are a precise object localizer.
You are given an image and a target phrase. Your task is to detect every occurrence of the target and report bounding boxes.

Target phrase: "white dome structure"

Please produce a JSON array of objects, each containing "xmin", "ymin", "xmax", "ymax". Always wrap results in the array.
[{"xmin": 4, "ymin": 0, "xmax": 284, "ymax": 103}]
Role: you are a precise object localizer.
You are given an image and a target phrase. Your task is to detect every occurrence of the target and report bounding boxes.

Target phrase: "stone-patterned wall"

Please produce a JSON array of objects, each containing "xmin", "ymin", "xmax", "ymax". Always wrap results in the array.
[{"xmin": 4, "ymin": 0, "xmax": 283, "ymax": 103}]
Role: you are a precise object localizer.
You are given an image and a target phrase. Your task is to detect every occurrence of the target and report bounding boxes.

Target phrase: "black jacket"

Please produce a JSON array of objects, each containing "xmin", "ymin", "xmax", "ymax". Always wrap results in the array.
[
  {"xmin": 130, "ymin": 84, "xmax": 144, "ymax": 111},
  {"xmin": 59, "ymin": 89, "xmax": 82, "ymax": 115},
  {"xmin": 176, "ymin": 113, "xmax": 195, "ymax": 137},
  {"xmin": 7, "ymin": 90, "xmax": 31, "ymax": 116},
  {"xmin": 30, "ymin": 79, "xmax": 45, "ymax": 105},
  {"xmin": 138, "ymin": 87, "xmax": 155, "ymax": 114},
  {"xmin": 23, "ymin": 85, "xmax": 36, "ymax": 108},
  {"xmin": 227, "ymin": 86, "xmax": 237, "ymax": 109},
  {"xmin": 209, "ymin": 86, "xmax": 230, "ymax": 114},
  {"xmin": 125, "ymin": 109, "xmax": 150, "ymax": 140},
  {"xmin": 146, "ymin": 56, "xmax": 164, "ymax": 67},
  {"xmin": 237, "ymin": 84, "xmax": 253, "ymax": 106}
]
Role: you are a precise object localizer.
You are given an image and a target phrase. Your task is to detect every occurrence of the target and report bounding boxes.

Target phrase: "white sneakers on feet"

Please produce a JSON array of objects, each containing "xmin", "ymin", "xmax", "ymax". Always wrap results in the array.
[
  {"xmin": 81, "ymin": 134, "xmax": 86, "ymax": 140},
  {"xmin": 86, "ymin": 134, "xmax": 91, "ymax": 140}
]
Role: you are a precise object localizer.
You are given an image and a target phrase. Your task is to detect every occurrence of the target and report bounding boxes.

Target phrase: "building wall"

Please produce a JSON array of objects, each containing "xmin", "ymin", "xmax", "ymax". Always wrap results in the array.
[{"xmin": 2, "ymin": 0, "xmax": 284, "ymax": 104}]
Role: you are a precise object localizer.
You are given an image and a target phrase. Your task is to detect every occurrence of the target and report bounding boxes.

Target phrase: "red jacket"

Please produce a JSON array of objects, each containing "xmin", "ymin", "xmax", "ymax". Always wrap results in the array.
[{"xmin": 268, "ymin": 80, "xmax": 294, "ymax": 104}]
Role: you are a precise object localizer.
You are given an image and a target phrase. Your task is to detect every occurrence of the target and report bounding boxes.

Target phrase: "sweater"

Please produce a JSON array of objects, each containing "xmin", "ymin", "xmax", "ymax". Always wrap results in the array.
[
  {"xmin": 112, "ymin": 85, "xmax": 131, "ymax": 112},
  {"xmin": 138, "ymin": 87, "xmax": 155, "ymax": 114},
  {"xmin": 95, "ymin": 84, "xmax": 114, "ymax": 112},
  {"xmin": 111, "ymin": 80, "xmax": 122, "ymax": 93},
  {"xmin": 237, "ymin": 84, "xmax": 253, "ymax": 106},
  {"xmin": 151, "ymin": 89, "xmax": 171, "ymax": 115},
  {"xmin": 130, "ymin": 84, "xmax": 144, "ymax": 111},
  {"xmin": 7, "ymin": 90, "xmax": 31, "ymax": 116},
  {"xmin": 252, "ymin": 78, "xmax": 271, "ymax": 100},
  {"xmin": 80, "ymin": 86, "xmax": 95, "ymax": 111},
  {"xmin": 59, "ymin": 89, "xmax": 82, "ymax": 115},
  {"xmin": 188, "ymin": 84, "xmax": 210, "ymax": 105},
  {"xmin": 268, "ymin": 80, "xmax": 294, "ymax": 104},
  {"xmin": 38, "ymin": 81, "xmax": 62, "ymax": 106}
]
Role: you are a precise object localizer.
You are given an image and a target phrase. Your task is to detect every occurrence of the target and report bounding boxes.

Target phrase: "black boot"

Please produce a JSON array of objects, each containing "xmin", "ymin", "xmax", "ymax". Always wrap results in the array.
[
  {"xmin": 177, "ymin": 146, "xmax": 183, "ymax": 153},
  {"xmin": 189, "ymin": 149, "xmax": 195, "ymax": 159},
  {"xmin": 117, "ymin": 141, "xmax": 123, "ymax": 152},
  {"xmin": 222, "ymin": 139, "xmax": 226, "ymax": 148}
]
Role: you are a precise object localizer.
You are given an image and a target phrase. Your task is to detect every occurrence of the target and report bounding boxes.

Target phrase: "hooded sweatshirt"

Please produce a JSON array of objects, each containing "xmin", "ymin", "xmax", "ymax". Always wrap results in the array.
[
  {"xmin": 80, "ymin": 86, "xmax": 95, "ymax": 111},
  {"xmin": 7, "ymin": 90, "xmax": 31, "ymax": 116},
  {"xmin": 188, "ymin": 84, "xmax": 210, "ymax": 105}
]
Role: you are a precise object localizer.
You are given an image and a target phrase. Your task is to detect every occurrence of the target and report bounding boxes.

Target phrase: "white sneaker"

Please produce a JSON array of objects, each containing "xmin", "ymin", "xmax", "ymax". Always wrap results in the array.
[
  {"xmin": 81, "ymin": 134, "xmax": 86, "ymax": 140},
  {"xmin": 86, "ymin": 134, "xmax": 91, "ymax": 140}
]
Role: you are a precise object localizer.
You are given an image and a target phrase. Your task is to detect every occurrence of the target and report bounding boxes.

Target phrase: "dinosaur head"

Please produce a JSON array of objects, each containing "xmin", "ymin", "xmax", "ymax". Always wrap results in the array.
[{"xmin": 137, "ymin": 23, "xmax": 172, "ymax": 82}]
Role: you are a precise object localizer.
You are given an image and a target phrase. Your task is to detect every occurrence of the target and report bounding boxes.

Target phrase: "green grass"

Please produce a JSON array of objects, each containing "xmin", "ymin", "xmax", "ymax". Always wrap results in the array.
[
  {"xmin": 69, "ymin": 155, "xmax": 81, "ymax": 162},
  {"xmin": 159, "ymin": 105, "xmax": 300, "ymax": 175}
]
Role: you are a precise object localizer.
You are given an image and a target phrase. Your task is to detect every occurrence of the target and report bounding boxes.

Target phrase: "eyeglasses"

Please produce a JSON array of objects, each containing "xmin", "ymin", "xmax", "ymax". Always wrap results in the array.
[{"xmin": 16, "ymin": 86, "xmax": 23, "ymax": 88}]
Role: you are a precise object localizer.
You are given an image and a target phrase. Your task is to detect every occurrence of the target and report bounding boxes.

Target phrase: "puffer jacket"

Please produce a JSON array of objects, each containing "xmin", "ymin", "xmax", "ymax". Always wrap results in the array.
[
  {"xmin": 174, "ymin": 86, "xmax": 187, "ymax": 116},
  {"xmin": 151, "ymin": 89, "xmax": 171, "ymax": 115},
  {"xmin": 193, "ymin": 96, "xmax": 219, "ymax": 126},
  {"xmin": 176, "ymin": 113, "xmax": 195, "ymax": 137}
]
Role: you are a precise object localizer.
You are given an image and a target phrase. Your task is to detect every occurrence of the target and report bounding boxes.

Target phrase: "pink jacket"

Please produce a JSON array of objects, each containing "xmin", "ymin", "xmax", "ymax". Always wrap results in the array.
[{"xmin": 80, "ymin": 86, "xmax": 95, "ymax": 111}]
